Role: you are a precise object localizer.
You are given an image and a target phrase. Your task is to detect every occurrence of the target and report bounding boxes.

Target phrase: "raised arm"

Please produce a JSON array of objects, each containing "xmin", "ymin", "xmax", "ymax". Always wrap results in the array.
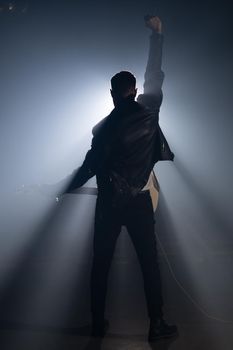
[{"xmin": 137, "ymin": 16, "xmax": 164, "ymax": 110}]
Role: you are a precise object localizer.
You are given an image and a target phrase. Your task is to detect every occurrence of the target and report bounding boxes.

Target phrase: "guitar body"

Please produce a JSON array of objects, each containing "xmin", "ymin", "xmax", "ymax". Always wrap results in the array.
[{"xmin": 149, "ymin": 183, "xmax": 159, "ymax": 213}]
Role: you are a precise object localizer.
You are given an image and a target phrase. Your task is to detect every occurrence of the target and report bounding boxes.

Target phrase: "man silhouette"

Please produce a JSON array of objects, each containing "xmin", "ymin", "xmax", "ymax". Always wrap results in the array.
[{"xmin": 64, "ymin": 16, "xmax": 178, "ymax": 342}]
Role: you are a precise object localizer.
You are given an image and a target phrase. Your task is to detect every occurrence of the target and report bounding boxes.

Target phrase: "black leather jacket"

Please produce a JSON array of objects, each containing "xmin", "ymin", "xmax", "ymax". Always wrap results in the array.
[{"xmin": 64, "ymin": 32, "xmax": 174, "ymax": 197}]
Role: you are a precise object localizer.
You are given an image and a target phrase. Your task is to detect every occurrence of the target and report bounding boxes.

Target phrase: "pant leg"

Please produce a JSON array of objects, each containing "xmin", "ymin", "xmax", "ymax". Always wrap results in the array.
[
  {"xmin": 125, "ymin": 192, "xmax": 163, "ymax": 320},
  {"xmin": 91, "ymin": 197, "xmax": 121, "ymax": 322}
]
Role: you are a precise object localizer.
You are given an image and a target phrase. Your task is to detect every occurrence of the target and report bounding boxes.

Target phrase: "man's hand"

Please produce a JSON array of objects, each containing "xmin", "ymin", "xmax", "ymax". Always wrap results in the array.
[{"xmin": 145, "ymin": 15, "xmax": 162, "ymax": 34}]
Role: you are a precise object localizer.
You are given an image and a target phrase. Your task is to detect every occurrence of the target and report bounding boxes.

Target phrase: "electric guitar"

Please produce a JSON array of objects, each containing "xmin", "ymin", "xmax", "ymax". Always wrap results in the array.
[{"xmin": 17, "ymin": 173, "xmax": 159, "ymax": 212}]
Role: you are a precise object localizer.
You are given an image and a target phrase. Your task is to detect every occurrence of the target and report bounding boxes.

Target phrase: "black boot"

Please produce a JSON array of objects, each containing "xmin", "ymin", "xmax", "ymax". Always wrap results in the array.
[
  {"xmin": 148, "ymin": 318, "xmax": 178, "ymax": 342},
  {"xmin": 91, "ymin": 319, "xmax": 109, "ymax": 338}
]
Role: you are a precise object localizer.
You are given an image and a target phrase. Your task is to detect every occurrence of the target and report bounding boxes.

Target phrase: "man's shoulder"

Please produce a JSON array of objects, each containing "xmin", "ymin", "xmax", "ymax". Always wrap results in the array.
[
  {"xmin": 92, "ymin": 113, "xmax": 113, "ymax": 136},
  {"xmin": 134, "ymin": 100, "xmax": 159, "ymax": 124},
  {"xmin": 137, "ymin": 93, "xmax": 163, "ymax": 111}
]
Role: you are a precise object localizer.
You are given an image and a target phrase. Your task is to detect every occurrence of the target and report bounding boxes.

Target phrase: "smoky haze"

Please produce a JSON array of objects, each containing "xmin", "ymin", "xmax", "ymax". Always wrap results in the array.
[{"xmin": 0, "ymin": 0, "xmax": 233, "ymax": 331}]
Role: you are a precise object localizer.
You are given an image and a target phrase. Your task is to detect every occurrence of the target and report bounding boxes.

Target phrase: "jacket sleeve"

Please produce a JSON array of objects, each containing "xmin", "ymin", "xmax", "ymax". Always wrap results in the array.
[
  {"xmin": 63, "ymin": 118, "xmax": 111, "ymax": 193},
  {"xmin": 137, "ymin": 32, "xmax": 164, "ymax": 110},
  {"xmin": 42, "ymin": 154, "xmax": 94, "ymax": 198}
]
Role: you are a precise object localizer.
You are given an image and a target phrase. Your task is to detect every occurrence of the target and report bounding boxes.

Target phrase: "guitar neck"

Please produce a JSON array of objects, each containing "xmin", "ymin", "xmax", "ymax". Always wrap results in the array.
[{"xmin": 70, "ymin": 187, "xmax": 98, "ymax": 196}]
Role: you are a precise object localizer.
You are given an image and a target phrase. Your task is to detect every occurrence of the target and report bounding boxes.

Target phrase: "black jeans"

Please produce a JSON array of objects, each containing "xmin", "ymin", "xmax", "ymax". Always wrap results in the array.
[{"xmin": 91, "ymin": 191, "xmax": 163, "ymax": 322}]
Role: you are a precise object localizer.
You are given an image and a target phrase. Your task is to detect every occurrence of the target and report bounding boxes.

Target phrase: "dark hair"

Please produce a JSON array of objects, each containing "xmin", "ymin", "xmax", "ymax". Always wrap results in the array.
[{"xmin": 111, "ymin": 71, "xmax": 136, "ymax": 96}]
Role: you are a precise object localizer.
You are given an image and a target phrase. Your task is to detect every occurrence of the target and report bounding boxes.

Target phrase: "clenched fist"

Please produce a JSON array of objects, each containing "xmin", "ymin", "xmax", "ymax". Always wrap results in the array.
[{"xmin": 145, "ymin": 15, "xmax": 162, "ymax": 33}]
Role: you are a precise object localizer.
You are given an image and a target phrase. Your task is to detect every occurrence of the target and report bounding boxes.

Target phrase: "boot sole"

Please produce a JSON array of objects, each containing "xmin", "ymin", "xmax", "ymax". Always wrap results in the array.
[{"xmin": 148, "ymin": 330, "xmax": 179, "ymax": 342}]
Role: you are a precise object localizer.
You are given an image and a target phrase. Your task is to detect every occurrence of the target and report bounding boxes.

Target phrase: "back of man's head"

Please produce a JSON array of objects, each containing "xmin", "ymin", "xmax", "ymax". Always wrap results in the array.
[{"xmin": 111, "ymin": 71, "xmax": 137, "ymax": 99}]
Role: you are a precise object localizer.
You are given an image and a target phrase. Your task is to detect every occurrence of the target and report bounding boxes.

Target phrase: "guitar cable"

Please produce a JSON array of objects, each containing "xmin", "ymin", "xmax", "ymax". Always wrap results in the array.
[{"xmin": 154, "ymin": 230, "xmax": 233, "ymax": 324}]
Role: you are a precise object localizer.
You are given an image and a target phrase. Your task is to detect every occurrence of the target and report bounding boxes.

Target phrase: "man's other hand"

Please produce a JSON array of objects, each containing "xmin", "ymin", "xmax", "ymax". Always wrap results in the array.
[{"xmin": 145, "ymin": 15, "xmax": 162, "ymax": 34}]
